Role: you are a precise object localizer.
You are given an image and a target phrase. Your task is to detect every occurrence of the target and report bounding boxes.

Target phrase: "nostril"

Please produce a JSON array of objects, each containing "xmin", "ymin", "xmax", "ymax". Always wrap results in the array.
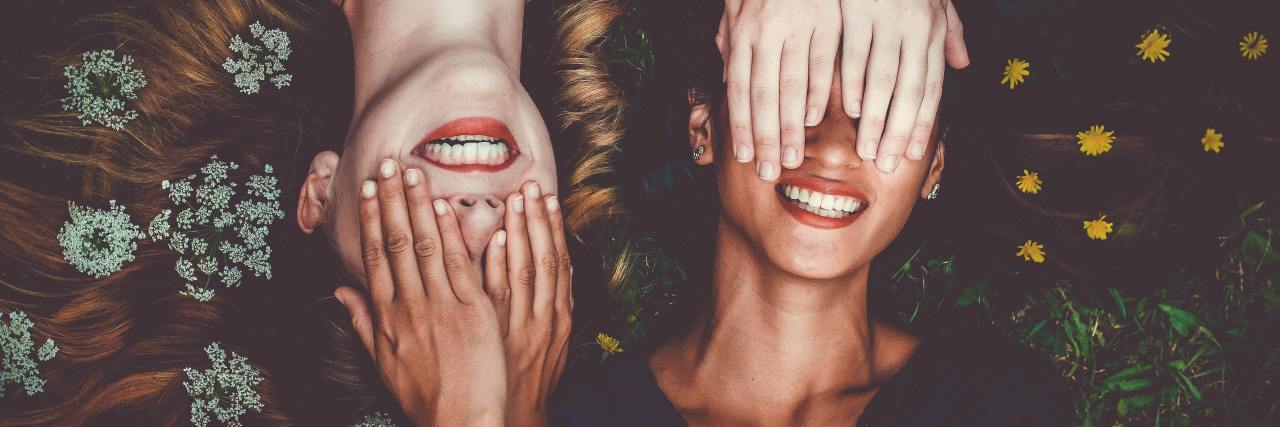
[
  {"xmin": 485, "ymin": 198, "xmax": 501, "ymax": 209},
  {"xmin": 458, "ymin": 197, "xmax": 477, "ymax": 208}
]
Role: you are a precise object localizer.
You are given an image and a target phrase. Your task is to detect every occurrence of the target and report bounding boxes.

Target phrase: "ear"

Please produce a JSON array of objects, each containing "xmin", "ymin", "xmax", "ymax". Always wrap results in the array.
[
  {"xmin": 297, "ymin": 151, "xmax": 340, "ymax": 234},
  {"xmin": 688, "ymin": 88, "xmax": 714, "ymax": 166},
  {"xmin": 920, "ymin": 140, "xmax": 946, "ymax": 199}
]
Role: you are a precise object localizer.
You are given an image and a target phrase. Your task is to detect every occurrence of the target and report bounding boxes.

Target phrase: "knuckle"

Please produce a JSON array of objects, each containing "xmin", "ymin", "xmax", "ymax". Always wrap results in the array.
[
  {"xmin": 443, "ymin": 252, "xmax": 469, "ymax": 270},
  {"xmin": 558, "ymin": 254, "xmax": 573, "ymax": 274},
  {"xmin": 873, "ymin": 73, "xmax": 897, "ymax": 89},
  {"xmin": 517, "ymin": 265, "xmax": 537, "ymax": 288},
  {"xmin": 361, "ymin": 239, "xmax": 385, "ymax": 266},
  {"xmin": 750, "ymin": 86, "xmax": 774, "ymax": 102},
  {"xmin": 385, "ymin": 232, "xmax": 412, "ymax": 255},
  {"xmin": 754, "ymin": 135, "xmax": 779, "ymax": 148},
  {"xmin": 726, "ymin": 81, "xmax": 749, "ymax": 99},
  {"xmin": 780, "ymin": 73, "xmax": 805, "ymax": 89},
  {"xmin": 540, "ymin": 253, "xmax": 561, "ymax": 274},
  {"xmin": 925, "ymin": 81, "xmax": 944, "ymax": 99},
  {"xmin": 864, "ymin": 116, "xmax": 886, "ymax": 131},
  {"xmin": 809, "ymin": 54, "xmax": 834, "ymax": 68},
  {"xmin": 412, "ymin": 234, "xmax": 439, "ymax": 258},
  {"xmin": 488, "ymin": 286, "xmax": 512, "ymax": 305}
]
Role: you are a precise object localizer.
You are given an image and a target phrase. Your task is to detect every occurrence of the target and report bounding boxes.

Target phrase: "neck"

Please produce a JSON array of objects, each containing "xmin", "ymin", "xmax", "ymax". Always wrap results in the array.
[
  {"xmin": 340, "ymin": 0, "xmax": 524, "ymax": 110},
  {"xmin": 678, "ymin": 221, "xmax": 878, "ymax": 395}
]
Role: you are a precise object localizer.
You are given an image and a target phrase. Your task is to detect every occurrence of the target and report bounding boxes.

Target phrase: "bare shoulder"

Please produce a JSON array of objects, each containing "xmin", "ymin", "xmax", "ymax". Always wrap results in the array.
[{"xmin": 870, "ymin": 321, "xmax": 921, "ymax": 382}]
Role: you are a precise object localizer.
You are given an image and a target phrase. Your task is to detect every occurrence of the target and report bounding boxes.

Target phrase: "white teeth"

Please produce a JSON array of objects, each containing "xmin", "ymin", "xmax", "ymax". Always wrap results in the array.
[
  {"xmin": 778, "ymin": 184, "xmax": 866, "ymax": 219},
  {"xmin": 422, "ymin": 139, "xmax": 511, "ymax": 166}
]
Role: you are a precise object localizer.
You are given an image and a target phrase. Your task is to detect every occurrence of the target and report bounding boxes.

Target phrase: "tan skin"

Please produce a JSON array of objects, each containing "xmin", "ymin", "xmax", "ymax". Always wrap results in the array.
[{"xmin": 650, "ymin": 67, "xmax": 945, "ymax": 425}]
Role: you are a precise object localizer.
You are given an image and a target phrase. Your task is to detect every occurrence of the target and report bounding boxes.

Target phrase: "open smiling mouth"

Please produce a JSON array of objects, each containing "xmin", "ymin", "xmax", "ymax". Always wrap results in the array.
[
  {"xmin": 412, "ymin": 117, "xmax": 521, "ymax": 172},
  {"xmin": 775, "ymin": 178, "xmax": 869, "ymax": 229}
]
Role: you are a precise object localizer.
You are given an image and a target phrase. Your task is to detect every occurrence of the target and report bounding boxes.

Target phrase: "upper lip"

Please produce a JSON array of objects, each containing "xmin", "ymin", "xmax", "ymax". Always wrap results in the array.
[
  {"xmin": 411, "ymin": 117, "xmax": 521, "ymax": 170},
  {"xmin": 776, "ymin": 176, "xmax": 870, "ymax": 202}
]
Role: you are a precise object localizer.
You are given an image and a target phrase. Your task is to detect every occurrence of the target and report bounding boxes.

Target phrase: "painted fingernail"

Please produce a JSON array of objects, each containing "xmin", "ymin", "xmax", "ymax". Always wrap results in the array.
[
  {"xmin": 545, "ymin": 195, "xmax": 560, "ymax": 212},
  {"xmin": 495, "ymin": 230, "xmax": 507, "ymax": 246},
  {"xmin": 734, "ymin": 145, "xmax": 751, "ymax": 163},
  {"xmin": 782, "ymin": 147, "xmax": 799, "ymax": 167},
  {"xmin": 403, "ymin": 168, "xmax": 420, "ymax": 186},
  {"xmin": 378, "ymin": 159, "xmax": 395, "ymax": 179},
  {"xmin": 908, "ymin": 144, "xmax": 926, "ymax": 160},
  {"xmin": 524, "ymin": 182, "xmax": 542, "ymax": 199},
  {"xmin": 804, "ymin": 107, "xmax": 820, "ymax": 126},
  {"xmin": 878, "ymin": 155, "xmax": 901, "ymax": 173},
  {"xmin": 360, "ymin": 180, "xmax": 375, "ymax": 198},
  {"xmin": 757, "ymin": 161, "xmax": 776, "ymax": 180},
  {"xmin": 512, "ymin": 195, "xmax": 525, "ymax": 213},
  {"xmin": 432, "ymin": 199, "xmax": 449, "ymax": 216}
]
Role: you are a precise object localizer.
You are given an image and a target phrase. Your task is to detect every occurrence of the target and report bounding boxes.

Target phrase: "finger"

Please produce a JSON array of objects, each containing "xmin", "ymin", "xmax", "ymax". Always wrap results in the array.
[
  {"xmin": 431, "ymin": 199, "xmax": 484, "ymax": 304},
  {"xmin": 376, "ymin": 159, "xmax": 425, "ymax": 300},
  {"xmin": 403, "ymin": 167, "xmax": 450, "ymax": 298},
  {"xmin": 906, "ymin": 23, "xmax": 947, "ymax": 161},
  {"xmin": 545, "ymin": 195, "xmax": 573, "ymax": 321},
  {"xmin": 726, "ymin": 33, "xmax": 755, "ymax": 164},
  {"xmin": 876, "ymin": 33, "xmax": 928, "ymax": 173},
  {"xmin": 805, "ymin": 25, "xmax": 840, "ymax": 127},
  {"xmin": 750, "ymin": 38, "xmax": 783, "ymax": 181},
  {"xmin": 856, "ymin": 30, "xmax": 901, "ymax": 162},
  {"xmin": 840, "ymin": 12, "xmax": 872, "ymax": 119},
  {"xmin": 484, "ymin": 229, "xmax": 511, "ymax": 337},
  {"xmin": 521, "ymin": 183, "xmax": 559, "ymax": 318},
  {"xmin": 943, "ymin": 0, "xmax": 970, "ymax": 69},
  {"xmin": 778, "ymin": 37, "xmax": 809, "ymax": 170},
  {"xmin": 334, "ymin": 286, "xmax": 375, "ymax": 356},
  {"xmin": 717, "ymin": 13, "xmax": 730, "ymax": 82},
  {"xmin": 358, "ymin": 180, "xmax": 395, "ymax": 306},
  {"xmin": 504, "ymin": 191, "xmax": 533, "ymax": 326}
]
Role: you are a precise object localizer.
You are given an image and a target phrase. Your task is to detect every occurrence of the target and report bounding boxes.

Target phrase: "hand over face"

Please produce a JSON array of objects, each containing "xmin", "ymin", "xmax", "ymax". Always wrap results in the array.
[{"xmin": 717, "ymin": 0, "xmax": 969, "ymax": 178}]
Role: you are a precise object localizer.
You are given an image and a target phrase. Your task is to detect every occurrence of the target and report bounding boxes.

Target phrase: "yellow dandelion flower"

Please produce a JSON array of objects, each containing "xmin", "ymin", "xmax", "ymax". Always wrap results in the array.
[
  {"xmin": 1016, "ymin": 240, "xmax": 1046, "ymax": 264},
  {"xmin": 1201, "ymin": 128, "xmax": 1224, "ymax": 153},
  {"xmin": 1083, "ymin": 215, "xmax": 1114, "ymax": 240},
  {"xmin": 1136, "ymin": 29, "xmax": 1171, "ymax": 63},
  {"xmin": 1076, "ymin": 125, "xmax": 1115, "ymax": 156},
  {"xmin": 596, "ymin": 333, "xmax": 623, "ymax": 355},
  {"xmin": 1016, "ymin": 169, "xmax": 1042, "ymax": 194},
  {"xmin": 1240, "ymin": 32, "xmax": 1268, "ymax": 60},
  {"xmin": 1001, "ymin": 58, "xmax": 1031, "ymax": 89}
]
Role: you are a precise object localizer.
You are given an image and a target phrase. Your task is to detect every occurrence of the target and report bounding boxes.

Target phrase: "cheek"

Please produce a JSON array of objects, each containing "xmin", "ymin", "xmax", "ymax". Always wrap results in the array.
[{"xmin": 331, "ymin": 198, "xmax": 368, "ymax": 285}]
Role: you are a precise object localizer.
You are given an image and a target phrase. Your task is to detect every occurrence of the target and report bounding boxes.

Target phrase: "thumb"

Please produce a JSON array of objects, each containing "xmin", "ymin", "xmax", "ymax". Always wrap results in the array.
[
  {"xmin": 334, "ymin": 286, "xmax": 375, "ymax": 356},
  {"xmin": 943, "ymin": 0, "xmax": 971, "ymax": 69}
]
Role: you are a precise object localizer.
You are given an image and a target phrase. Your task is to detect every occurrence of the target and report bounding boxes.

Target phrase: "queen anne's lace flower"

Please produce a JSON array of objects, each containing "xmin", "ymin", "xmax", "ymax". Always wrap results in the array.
[
  {"xmin": 1, "ymin": 310, "xmax": 60, "ymax": 398},
  {"xmin": 222, "ymin": 22, "xmax": 293, "ymax": 94},
  {"xmin": 350, "ymin": 412, "xmax": 397, "ymax": 427},
  {"xmin": 183, "ymin": 342, "xmax": 264, "ymax": 427},
  {"xmin": 149, "ymin": 156, "xmax": 284, "ymax": 301},
  {"xmin": 58, "ymin": 200, "xmax": 145, "ymax": 278},
  {"xmin": 61, "ymin": 49, "xmax": 148, "ymax": 130}
]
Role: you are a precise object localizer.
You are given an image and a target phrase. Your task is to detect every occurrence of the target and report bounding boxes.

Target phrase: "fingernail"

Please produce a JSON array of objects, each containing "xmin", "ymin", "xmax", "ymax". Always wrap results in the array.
[
  {"xmin": 333, "ymin": 290, "xmax": 348, "ymax": 306},
  {"xmin": 860, "ymin": 142, "xmax": 877, "ymax": 160},
  {"xmin": 403, "ymin": 168, "xmax": 420, "ymax": 186},
  {"xmin": 757, "ymin": 161, "xmax": 776, "ymax": 180},
  {"xmin": 378, "ymin": 159, "xmax": 395, "ymax": 179},
  {"xmin": 804, "ymin": 107, "xmax": 820, "ymax": 126},
  {"xmin": 432, "ymin": 199, "xmax": 449, "ymax": 216},
  {"xmin": 878, "ymin": 155, "xmax": 901, "ymax": 173},
  {"xmin": 512, "ymin": 195, "xmax": 525, "ymax": 213},
  {"xmin": 360, "ymin": 180, "xmax": 375, "ymax": 198},
  {"xmin": 524, "ymin": 182, "xmax": 542, "ymax": 199},
  {"xmin": 782, "ymin": 147, "xmax": 799, "ymax": 167},
  {"xmin": 734, "ymin": 145, "xmax": 751, "ymax": 163},
  {"xmin": 495, "ymin": 230, "xmax": 507, "ymax": 246},
  {"xmin": 546, "ymin": 195, "xmax": 560, "ymax": 212},
  {"xmin": 908, "ymin": 144, "xmax": 926, "ymax": 160},
  {"xmin": 847, "ymin": 103, "xmax": 861, "ymax": 118}
]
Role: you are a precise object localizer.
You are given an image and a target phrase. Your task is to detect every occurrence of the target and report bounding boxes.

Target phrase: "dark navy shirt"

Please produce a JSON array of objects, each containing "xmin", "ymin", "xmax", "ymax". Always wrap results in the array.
[{"xmin": 554, "ymin": 332, "xmax": 1073, "ymax": 426}]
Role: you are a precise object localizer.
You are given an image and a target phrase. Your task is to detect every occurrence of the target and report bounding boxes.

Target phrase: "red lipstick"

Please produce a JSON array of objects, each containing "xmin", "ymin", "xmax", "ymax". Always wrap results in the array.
[
  {"xmin": 776, "ymin": 176, "xmax": 869, "ymax": 229},
  {"xmin": 412, "ymin": 117, "xmax": 521, "ymax": 172}
]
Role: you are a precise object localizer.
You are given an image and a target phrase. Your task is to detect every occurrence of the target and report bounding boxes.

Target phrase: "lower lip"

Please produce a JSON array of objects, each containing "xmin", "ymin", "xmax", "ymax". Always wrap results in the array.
[
  {"xmin": 414, "ymin": 117, "xmax": 521, "ymax": 173},
  {"xmin": 777, "ymin": 190, "xmax": 864, "ymax": 229}
]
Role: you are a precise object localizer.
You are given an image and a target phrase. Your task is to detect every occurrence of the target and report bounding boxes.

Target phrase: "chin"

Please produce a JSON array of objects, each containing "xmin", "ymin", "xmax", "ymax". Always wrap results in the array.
[{"xmin": 765, "ymin": 243, "xmax": 865, "ymax": 281}]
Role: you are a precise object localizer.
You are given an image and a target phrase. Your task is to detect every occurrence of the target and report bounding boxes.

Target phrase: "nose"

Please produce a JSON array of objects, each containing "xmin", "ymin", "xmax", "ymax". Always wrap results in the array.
[
  {"xmin": 803, "ymin": 81, "xmax": 865, "ymax": 170},
  {"xmin": 448, "ymin": 194, "xmax": 505, "ymax": 261}
]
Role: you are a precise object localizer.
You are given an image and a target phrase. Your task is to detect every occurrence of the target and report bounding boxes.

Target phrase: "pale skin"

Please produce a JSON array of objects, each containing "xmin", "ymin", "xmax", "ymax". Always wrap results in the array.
[
  {"xmin": 303, "ymin": 0, "xmax": 568, "ymax": 425},
  {"xmin": 718, "ymin": 0, "xmax": 968, "ymax": 179},
  {"xmin": 652, "ymin": 65, "xmax": 945, "ymax": 424}
]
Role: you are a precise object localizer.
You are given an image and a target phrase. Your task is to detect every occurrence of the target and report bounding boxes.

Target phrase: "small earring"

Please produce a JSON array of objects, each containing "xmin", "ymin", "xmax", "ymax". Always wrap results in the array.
[
  {"xmin": 927, "ymin": 183, "xmax": 941, "ymax": 200},
  {"xmin": 692, "ymin": 145, "xmax": 706, "ymax": 161}
]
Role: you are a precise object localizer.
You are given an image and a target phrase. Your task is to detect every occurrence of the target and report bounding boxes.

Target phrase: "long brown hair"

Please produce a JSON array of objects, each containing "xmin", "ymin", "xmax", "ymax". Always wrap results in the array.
[{"xmin": 0, "ymin": 0, "xmax": 395, "ymax": 424}]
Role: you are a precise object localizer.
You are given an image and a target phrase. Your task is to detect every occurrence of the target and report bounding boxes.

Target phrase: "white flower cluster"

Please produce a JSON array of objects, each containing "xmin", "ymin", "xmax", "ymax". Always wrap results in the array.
[
  {"xmin": 222, "ymin": 22, "xmax": 293, "ymax": 94},
  {"xmin": 350, "ymin": 411, "xmax": 397, "ymax": 427},
  {"xmin": 1, "ymin": 310, "xmax": 60, "ymax": 398},
  {"xmin": 148, "ymin": 156, "xmax": 284, "ymax": 301},
  {"xmin": 57, "ymin": 200, "xmax": 145, "ymax": 278},
  {"xmin": 183, "ymin": 342, "xmax": 264, "ymax": 427},
  {"xmin": 61, "ymin": 49, "xmax": 148, "ymax": 130}
]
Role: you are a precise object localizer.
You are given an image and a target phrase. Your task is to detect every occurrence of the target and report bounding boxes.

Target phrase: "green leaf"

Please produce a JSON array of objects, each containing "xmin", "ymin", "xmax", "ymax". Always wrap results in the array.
[
  {"xmin": 1158, "ymin": 303, "xmax": 1200, "ymax": 337},
  {"xmin": 1241, "ymin": 231, "xmax": 1276, "ymax": 267},
  {"xmin": 1239, "ymin": 201, "xmax": 1265, "ymax": 220}
]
